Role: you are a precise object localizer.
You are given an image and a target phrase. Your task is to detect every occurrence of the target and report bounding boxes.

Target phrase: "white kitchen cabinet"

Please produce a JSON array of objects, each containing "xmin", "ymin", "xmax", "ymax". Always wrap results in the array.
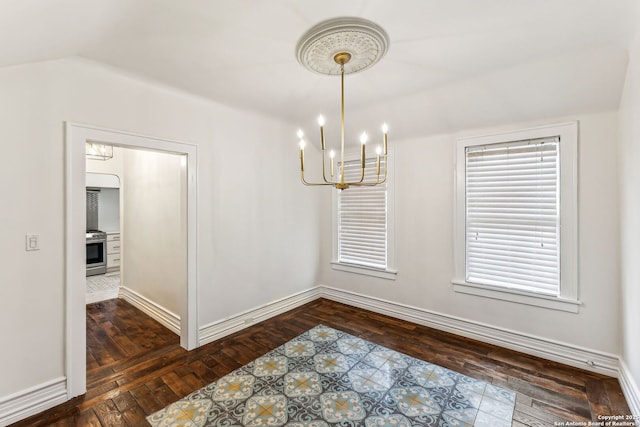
[{"xmin": 106, "ymin": 233, "xmax": 121, "ymax": 272}]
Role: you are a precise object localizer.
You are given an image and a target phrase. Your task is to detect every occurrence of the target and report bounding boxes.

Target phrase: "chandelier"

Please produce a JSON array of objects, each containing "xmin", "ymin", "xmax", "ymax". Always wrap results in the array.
[
  {"xmin": 295, "ymin": 17, "xmax": 390, "ymax": 190},
  {"xmin": 86, "ymin": 142, "xmax": 113, "ymax": 161}
]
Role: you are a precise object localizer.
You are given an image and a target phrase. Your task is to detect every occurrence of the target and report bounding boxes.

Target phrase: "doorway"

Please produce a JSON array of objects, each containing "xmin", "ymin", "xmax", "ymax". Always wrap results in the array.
[{"xmin": 65, "ymin": 123, "xmax": 198, "ymax": 399}]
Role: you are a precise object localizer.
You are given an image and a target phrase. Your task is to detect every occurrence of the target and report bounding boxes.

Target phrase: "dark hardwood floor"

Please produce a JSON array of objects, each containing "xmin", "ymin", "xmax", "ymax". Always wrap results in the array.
[{"xmin": 11, "ymin": 298, "xmax": 631, "ymax": 426}]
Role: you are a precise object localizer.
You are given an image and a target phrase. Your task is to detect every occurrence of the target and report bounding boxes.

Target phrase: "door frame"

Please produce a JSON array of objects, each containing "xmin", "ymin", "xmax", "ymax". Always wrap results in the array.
[{"xmin": 65, "ymin": 122, "xmax": 198, "ymax": 398}]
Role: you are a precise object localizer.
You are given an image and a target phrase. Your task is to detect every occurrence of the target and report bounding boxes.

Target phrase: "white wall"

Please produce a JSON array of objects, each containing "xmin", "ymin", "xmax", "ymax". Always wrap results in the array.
[
  {"xmin": 319, "ymin": 111, "xmax": 621, "ymax": 355},
  {"xmin": 0, "ymin": 57, "xmax": 320, "ymax": 398},
  {"xmin": 122, "ymin": 149, "xmax": 186, "ymax": 315},
  {"xmin": 619, "ymin": 29, "xmax": 640, "ymax": 402},
  {"xmin": 0, "ymin": 60, "xmax": 66, "ymax": 399}
]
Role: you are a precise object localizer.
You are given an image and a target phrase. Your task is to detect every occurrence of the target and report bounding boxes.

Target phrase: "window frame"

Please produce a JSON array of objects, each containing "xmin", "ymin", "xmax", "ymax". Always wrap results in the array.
[
  {"xmin": 331, "ymin": 149, "xmax": 396, "ymax": 280},
  {"xmin": 453, "ymin": 122, "xmax": 580, "ymax": 312}
]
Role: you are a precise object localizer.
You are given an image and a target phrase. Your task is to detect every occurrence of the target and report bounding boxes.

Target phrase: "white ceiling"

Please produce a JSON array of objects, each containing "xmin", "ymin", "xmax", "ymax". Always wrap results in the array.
[{"xmin": 0, "ymin": 0, "xmax": 637, "ymax": 142}]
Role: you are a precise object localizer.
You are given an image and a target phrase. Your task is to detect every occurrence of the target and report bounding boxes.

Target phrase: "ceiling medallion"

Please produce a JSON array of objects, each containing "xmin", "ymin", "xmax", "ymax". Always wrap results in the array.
[
  {"xmin": 295, "ymin": 17, "xmax": 390, "ymax": 190},
  {"xmin": 296, "ymin": 17, "xmax": 390, "ymax": 76}
]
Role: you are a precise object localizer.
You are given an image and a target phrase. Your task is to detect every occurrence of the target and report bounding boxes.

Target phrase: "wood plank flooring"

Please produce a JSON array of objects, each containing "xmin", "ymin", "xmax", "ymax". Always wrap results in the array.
[{"xmin": 10, "ymin": 298, "xmax": 632, "ymax": 426}]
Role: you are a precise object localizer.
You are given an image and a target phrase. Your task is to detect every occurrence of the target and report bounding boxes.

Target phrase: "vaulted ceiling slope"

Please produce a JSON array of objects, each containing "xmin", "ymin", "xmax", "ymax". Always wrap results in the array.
[{"xmin": 0, "ymin": 0, "xmax": 637, "ymax": 139}]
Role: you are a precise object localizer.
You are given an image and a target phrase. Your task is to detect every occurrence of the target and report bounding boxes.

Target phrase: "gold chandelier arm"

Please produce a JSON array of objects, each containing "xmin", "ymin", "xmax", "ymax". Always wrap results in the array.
[
  {"xmin": 321, "ymin": 150, "xmax": 332, "ymax": 183},
  {"xmin": 346, "ymin": 176, "xmax": 387, "ymax": 186},
  {"xmin": 318, "ymin": 119, "xmax": 332, "ymax": 183},
  {"xmin": 356, "ymin": 141, "xmax": 366, "ymax": 183},
  {"xmin": 299, "ymin": 139, "xmax": 340, "ymax": 187},
  {"xmin": 378, "ymin": 154, "xmax": 389, "ymax": 183},
  {"xmin": 301, "ymin": 170, "xmax": 337, "ymax": 186},
  {"xmin": 346, "ymin": 182, "xmax": 384, "ymax": 187},
  {"xmin": 344, "ymin": 153, "xmax": 388, "ymax": 186},
  {"xmin": 344, "ymin": 175, "xmax": 387, "ymax": 187},
  {"xmin": 301, "ymin": 154, "xmax": 388, "ymax": 187},
  {"xmin": 384, "ymin": 153, "xmax": 388, "ymax": 180},
  {"xmin": 355, "ymin": 165, "xmax": 365, "ymax": 184}
]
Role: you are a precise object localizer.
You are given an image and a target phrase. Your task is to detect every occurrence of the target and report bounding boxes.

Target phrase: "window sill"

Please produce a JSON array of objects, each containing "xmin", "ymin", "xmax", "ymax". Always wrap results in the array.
[
  {"xmin": 452, "ymin": 280, "xmax": 581, "ymax": 313},
  {"xmin": 331, "ymin": 262, "xmax": 397, "ymax": 280}
]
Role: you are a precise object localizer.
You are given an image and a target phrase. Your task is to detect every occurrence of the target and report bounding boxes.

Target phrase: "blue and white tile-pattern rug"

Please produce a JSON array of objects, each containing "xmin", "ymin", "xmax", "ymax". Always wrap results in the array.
[{"xmin": 147, "ymin": 325, "xmax": 516, "ymax": 427}]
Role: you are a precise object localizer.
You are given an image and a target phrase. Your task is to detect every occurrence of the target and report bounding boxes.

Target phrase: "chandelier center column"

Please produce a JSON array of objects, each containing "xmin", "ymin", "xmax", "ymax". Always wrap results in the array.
[{"xmin": 335, "ymin": 53, "xmax": 351, "ymax": 185}]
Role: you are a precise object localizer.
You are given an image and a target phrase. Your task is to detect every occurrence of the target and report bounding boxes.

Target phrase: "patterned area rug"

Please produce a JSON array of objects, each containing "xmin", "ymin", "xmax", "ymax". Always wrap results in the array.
[{"xmin": 147, "ymin": 325, "xmax": 516, "ymax": 426}]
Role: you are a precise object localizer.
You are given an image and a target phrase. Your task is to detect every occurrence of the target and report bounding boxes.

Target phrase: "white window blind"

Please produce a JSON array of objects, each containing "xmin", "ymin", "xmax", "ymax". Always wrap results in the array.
[
  {"xmin": 337, "ymin": 159, "xmax": 387, "ymax": 269},
  {"xmin": 465, "ymin": 137, "xmax": 560, "ymax": 295}
]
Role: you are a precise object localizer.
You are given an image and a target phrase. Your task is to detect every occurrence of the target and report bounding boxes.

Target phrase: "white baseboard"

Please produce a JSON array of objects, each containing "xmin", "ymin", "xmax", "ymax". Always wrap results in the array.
[
  {"xmin": 318, "ymin": 285, "xmax": 620, "ymax": 377},
  {"xmin": 619, "ymin": 359, "xmax": 640, "ymax": 416},
  {"xmin": 199, "ymin": 287, "xmax": 321, "ymax": 345},
  {"xmin": 119, "ymin": 286, "xmax": 181, "ymax": 335},
  {"xmin": 0, "ymin": 377, "xmax": 66, "ymax": 427}
]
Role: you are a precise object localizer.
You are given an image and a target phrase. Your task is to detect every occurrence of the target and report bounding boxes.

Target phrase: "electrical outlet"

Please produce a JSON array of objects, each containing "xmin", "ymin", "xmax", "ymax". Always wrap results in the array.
[{"xmin": 26, "ymin": 234, "xmax": 40, "ymax": 251}]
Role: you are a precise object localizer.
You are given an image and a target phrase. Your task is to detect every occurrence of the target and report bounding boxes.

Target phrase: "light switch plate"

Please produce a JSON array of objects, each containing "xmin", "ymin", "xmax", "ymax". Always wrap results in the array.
[{"xmin": 26, "ymin": 234, "xmax": 40, "ymax": 251}]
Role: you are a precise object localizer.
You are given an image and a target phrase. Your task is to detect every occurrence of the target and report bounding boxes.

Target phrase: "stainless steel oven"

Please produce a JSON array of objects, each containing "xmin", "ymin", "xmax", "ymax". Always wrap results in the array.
[{"xmin": 86, "ymin": 231, "xmax": 107, "ymax": 276}]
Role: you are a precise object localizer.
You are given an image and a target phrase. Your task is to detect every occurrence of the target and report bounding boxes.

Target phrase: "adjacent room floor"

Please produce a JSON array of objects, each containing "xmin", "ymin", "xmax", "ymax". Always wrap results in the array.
[
  {"xmin": 9, "ymin": 298, "xmax": 632, "ymax": 426},
  {"xmin": 86, "ymin": 273, "xmax": 120, "ymax": 304}
]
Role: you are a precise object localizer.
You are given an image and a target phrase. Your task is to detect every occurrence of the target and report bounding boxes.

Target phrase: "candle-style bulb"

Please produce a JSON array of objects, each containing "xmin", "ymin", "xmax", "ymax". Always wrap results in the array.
[
  {"xmin": 376, "ymin": 145, "xmax": 382, "ymax": 155},
  {"xmin": 382, "ymin": 123, "xmax": 389, "ymax": 134},
  {"xmin": 299, "ymin": 139, "xmax": 306, "ymax": 150},
  {"xmin": 297, "ymin": 129, "xmax": 304, "ymax": 139},
  {"xmin": 318, "ymin": 115, "xmax": 325, "ymax": 126},
  {"xmin": 360, "ymin": 132, "xmax": 368, "ymax": 145}
]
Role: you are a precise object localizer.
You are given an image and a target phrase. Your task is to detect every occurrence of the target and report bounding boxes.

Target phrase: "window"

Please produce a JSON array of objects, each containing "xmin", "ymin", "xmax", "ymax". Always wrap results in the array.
[
  {"xmin": 466, "ymin": 137, "xmax": 560, "ymax": 294},
  {"xmin": 453, "ymin": 122, "xmax": 579, "ymax": 312},
  {"xmin": 332, "ymin": 156, "xmax": 396, "ymax": 279}
]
